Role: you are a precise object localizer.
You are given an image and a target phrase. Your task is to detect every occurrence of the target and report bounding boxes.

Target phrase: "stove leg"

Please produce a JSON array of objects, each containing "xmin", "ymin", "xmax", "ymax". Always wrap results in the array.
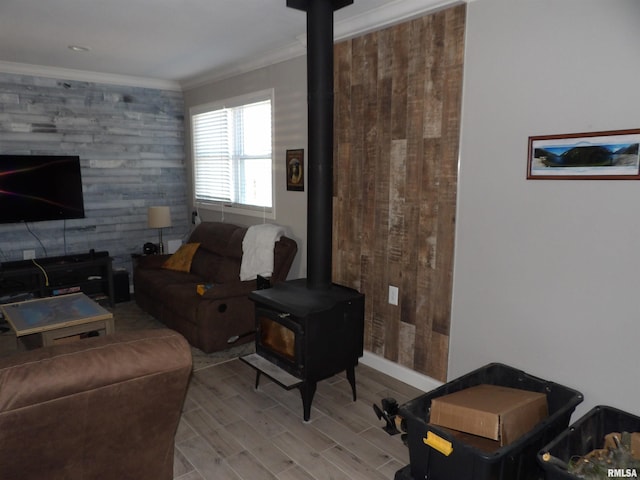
[
  {"xmin": 346, "ymin": 365, "xmax": 357, "ymax": 401},
  {"xmin": 300, "ymin": 381, "xmax": 317, "ymax": 421}
]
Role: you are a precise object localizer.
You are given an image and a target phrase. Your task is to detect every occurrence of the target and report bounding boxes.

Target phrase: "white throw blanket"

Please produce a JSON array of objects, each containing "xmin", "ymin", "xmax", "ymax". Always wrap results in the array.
[{"xmin": 240, "ymin": 224, "xmax": 285, "ymax": 281}]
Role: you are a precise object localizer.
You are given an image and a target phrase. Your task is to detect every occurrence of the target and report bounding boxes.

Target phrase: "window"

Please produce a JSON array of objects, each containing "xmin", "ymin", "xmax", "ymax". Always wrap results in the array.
[{"xmin": 191, "ymin": 89, "xmax": 274, "ymax": 216}]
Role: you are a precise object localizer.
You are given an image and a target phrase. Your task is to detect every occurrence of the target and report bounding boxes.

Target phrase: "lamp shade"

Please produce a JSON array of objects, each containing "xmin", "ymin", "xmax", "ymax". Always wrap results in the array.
[{"xmin": 147, "ymin": 206, "xmax": 172, "ymax": 229}]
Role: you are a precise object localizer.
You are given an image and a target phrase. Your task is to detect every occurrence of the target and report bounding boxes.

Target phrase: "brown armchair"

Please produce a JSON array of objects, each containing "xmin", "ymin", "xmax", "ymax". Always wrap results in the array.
[{"xmin": 0, "ymin": 329, "xmax": 192, "ymax": 480}]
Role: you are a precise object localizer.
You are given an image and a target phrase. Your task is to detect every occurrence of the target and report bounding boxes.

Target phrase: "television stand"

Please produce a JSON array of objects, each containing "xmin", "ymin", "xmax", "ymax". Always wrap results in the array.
[{"xmin": 0, "ymin": 251, "xmax": 114, "ymax": 306}]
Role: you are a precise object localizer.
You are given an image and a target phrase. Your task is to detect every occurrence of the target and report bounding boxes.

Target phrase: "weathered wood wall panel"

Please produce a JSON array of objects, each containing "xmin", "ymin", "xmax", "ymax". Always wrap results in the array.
[
  {"xmin": 333, "ymin": 4, "xmax": 465, "ymax": 381},
  {"xmin": 0, "ymin": 73, "xmax": 187, "ymax": 279}
]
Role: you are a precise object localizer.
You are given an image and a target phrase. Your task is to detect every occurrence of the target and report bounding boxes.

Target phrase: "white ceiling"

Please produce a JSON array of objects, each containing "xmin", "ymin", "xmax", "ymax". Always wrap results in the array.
[{"xmin": 0, "ymin": 0, "xmax": 458, "ymax": 91}]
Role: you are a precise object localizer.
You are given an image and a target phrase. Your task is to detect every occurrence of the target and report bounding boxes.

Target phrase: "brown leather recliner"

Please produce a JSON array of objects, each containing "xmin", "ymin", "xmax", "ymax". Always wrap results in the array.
[{"xmin": 0, "ymin": 329, "xmax": 192, "ymax": 480}]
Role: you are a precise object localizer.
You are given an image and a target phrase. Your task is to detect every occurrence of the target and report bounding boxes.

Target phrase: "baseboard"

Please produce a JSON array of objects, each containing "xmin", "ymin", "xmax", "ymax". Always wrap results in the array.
[{"xmin": 360, "ymin": 350, "xmax": 443, "ymax": 393}]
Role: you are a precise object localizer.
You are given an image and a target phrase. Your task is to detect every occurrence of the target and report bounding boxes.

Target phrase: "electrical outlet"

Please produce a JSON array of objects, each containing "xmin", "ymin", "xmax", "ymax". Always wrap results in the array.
[
  {"xmin": 388, "ymin": 285, "xmax": 399, "ymax": 306},
  {"xmin": 23, "ymin": 249, "xmax": 36, "ymax": 260}
]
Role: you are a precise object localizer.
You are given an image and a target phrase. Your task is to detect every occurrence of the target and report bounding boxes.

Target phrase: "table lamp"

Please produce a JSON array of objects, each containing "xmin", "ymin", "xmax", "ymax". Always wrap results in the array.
[{"xmin": 147, "ymin": 206, "xmax": 172, "ymax": 254}]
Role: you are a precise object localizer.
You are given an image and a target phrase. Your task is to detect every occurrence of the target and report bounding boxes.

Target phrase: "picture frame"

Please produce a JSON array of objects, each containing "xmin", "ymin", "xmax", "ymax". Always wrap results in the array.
[
  {"xmin": 527, "ymin": 129, "xmax": 640, "ymax": 180},
  {"xmin": 286, "ymin": 149, "xmax": 304, "ymax": 191}
]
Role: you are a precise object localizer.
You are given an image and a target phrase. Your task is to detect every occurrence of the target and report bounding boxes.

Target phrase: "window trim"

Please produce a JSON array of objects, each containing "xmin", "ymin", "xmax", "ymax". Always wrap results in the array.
[{"xmin": 190, "ymin": 88, "xmax": 275, "ymax": 219}]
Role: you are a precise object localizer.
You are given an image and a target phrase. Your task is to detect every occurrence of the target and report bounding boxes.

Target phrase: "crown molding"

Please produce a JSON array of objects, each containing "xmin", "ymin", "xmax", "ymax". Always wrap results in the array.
[
  {"xmin": 0, "ymin": 61, "xmax": 182, "ymax": 92},
  {"xmin": 334, "ymin": 0, "xmax": 463, "ymax": 41},
  {"xmin": 181, "ymin": 0, "xmax": 462, "ymax": 90}
]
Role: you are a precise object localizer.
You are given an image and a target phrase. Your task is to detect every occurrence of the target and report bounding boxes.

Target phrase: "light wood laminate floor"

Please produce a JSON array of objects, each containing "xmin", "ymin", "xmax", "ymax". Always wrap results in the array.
[{"xmin": 173, "ymin": 359, "xmax": 423, "ymax": 480}]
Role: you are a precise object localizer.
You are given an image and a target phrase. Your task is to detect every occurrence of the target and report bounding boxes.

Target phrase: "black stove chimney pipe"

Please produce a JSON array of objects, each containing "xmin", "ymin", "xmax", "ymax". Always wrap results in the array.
[{"xmin": 287, "ymin": 0, "xmax": 353, "ymax": 291}]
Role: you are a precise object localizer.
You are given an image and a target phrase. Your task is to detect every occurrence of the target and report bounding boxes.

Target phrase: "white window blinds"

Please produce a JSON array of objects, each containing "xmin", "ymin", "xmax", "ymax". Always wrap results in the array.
[
  {"xmin": 192, "ymin": 92, "xmax": 273, "ymax": 210},
  {"xmin": 193, "ymin": 108, "xmax": 232, "ymax": 203}
]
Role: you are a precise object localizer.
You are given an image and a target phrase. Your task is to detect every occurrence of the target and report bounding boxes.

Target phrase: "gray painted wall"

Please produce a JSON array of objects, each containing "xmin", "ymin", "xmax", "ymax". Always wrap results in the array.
[
  {"xmin": 0, "ymin": 73, "xmax": 189, "ymax": 278},
  {"xmin": 183, "ymin": 56, "xmax": 308, "ymax": 280},
  {"xmin": 451, "ymin": 0, "xmax": 640, "ymax": 419}
]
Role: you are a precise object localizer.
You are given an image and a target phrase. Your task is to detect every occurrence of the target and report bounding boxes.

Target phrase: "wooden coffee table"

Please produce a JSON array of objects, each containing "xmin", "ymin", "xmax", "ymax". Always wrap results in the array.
[{"xmin": 1, "ymin": 293, "xmax": 114, "ymax": 349}]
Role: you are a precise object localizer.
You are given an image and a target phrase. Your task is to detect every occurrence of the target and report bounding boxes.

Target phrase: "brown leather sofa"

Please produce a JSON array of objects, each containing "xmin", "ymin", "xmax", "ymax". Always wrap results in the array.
[
  {"xmin": 133, "ymin": 222, "xmax": 298, "ymax": 353},
  {"xmin": 0, "ymin": 329, "xmax": 192, "ymax": 480}
]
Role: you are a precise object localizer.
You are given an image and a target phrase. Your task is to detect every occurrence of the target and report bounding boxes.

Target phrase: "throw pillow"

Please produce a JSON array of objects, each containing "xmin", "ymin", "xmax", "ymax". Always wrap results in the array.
[{"xmin": 162, "ymin": 243, "xmax": 200, "ymax": 273}]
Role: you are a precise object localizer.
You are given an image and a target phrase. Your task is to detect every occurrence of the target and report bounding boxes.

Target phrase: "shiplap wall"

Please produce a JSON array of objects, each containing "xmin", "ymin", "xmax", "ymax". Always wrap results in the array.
[
  {"xmin": 333, "ymin": 5, "xmax": 465, "ymax": 381},
  {"xmin": 0, "ymin": 73, "xmax": 188, "ymax": 276}
]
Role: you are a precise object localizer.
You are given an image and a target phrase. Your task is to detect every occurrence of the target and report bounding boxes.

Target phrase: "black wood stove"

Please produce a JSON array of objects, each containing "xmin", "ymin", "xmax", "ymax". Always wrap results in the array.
[
  {"xmin": 241, "ymin": 0, "xmax": 365, "ymax": 421},
  {"xmin": 247, "ymin": 280, "xmax": 364, "ymax": 421}
]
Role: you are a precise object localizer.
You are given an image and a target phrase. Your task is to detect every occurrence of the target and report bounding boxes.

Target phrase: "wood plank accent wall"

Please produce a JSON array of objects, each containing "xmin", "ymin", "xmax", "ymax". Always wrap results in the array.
[
  {"xmin": 333, "ymin": 4, "xmax": 465, "ymax": 381},
  {"xmin": 0, "ymin": 73, "xmax": 187, "ymax": 276}
]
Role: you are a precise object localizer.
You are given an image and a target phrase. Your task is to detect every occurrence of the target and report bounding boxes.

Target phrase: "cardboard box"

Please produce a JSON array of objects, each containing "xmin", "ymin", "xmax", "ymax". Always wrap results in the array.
[{"xmin": 430, "ymin": 384, "xmax": 548, "ymax": 446}]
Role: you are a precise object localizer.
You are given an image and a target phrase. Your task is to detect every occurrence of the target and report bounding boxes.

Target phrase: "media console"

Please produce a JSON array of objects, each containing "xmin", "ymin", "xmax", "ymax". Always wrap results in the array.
[{"xmin": 0, "ymin": 250, "xmax": 114, "ymax": 306}]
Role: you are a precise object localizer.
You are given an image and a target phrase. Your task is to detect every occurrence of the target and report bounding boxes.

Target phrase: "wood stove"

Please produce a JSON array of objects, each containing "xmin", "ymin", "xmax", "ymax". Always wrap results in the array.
[
  {"xmin": 245, "ymin": 279, "xmax": 364, "ymax": 421},
  {"xmin": 241, "ymin": 0, "xmax": 365, "ymax": 421}
]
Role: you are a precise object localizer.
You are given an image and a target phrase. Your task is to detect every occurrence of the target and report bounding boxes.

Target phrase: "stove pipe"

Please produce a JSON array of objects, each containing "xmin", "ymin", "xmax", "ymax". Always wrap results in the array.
[{"xmin": 287, "ymin": 0, "xmax": 353, "ymax": 291}]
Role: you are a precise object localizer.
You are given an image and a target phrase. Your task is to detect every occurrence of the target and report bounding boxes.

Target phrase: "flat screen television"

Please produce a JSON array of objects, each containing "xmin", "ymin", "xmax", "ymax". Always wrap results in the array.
[{"xmin": 0, "ymin": 154, "xmax": 85, "ymax": 224}]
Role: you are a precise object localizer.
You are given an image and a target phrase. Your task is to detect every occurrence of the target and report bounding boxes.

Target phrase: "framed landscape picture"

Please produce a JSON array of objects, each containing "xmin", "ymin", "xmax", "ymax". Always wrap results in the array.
[{"xmin": 527, "ymin": 129, "xmax": 640, "ymax": 180}]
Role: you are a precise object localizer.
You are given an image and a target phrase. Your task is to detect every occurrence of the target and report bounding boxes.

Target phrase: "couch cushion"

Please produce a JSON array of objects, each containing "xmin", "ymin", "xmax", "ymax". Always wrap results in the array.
[
  {"xmin": 188, "ymin": 222, "xmax": 247, "ymax": 256},
  {"xmin": 0, "ymin": 329, "xmax": 191, "ymax": 410},
  {"xmin": 160, "ymin": 283, "xmax": 202, "ymax": 328},
  {"xmin": 190, "ymin": 249, "xmax": 224, "ymax": 282},
  {"xmin": 188, "ymin": 222, "xmax": 248, "ymax": 282},
  {"xmin": 214, "ymin": 256, "xmax": 242, "ymax": 283},
  {"xmin": 136, "ymin": 266, "xmax": 203, "ymax": 298}
]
